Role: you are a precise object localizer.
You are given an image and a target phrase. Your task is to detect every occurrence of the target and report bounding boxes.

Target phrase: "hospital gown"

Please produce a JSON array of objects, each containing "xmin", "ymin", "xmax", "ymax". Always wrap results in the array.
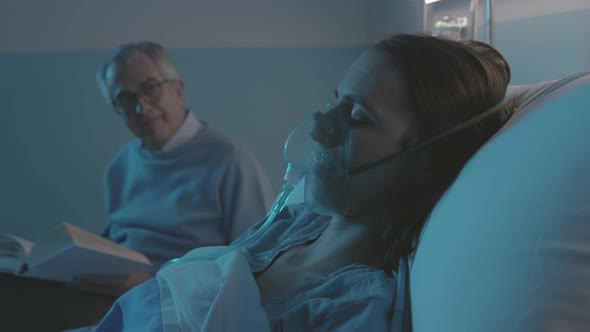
[{"xmin": 94, "ymin": 204, "xmax": 397, "ymax": 331}]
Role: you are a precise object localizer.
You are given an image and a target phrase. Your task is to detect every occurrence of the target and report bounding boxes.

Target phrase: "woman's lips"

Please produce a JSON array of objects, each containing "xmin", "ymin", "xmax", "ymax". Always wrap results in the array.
[{"xmin": 312, "ymin": 149, "xmax": 345, "ymax": 179}]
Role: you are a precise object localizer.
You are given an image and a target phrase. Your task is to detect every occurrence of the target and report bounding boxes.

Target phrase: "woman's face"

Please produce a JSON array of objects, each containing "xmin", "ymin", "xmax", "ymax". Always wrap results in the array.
[{"xmin": 307, "ymin": 49, "xmax": 423, "ymax": 217}]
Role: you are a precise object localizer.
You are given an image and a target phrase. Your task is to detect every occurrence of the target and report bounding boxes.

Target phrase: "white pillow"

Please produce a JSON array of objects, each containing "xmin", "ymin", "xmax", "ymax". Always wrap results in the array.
[{"xmin": 411, "ymin": 71, "xmax": 590, "ymax": 332}]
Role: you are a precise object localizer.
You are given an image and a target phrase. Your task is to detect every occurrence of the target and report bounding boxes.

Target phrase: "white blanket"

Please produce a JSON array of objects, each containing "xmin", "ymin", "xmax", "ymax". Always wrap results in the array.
[{"xmin": 157, "ymin": 246, "xmax": 271, "ymax": 332}]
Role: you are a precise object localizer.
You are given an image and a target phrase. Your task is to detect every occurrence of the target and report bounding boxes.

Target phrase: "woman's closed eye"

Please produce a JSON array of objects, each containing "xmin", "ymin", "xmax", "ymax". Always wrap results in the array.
[{"xmin": 349, "ymin": 107, "xmax": 373, "ymax": 125}]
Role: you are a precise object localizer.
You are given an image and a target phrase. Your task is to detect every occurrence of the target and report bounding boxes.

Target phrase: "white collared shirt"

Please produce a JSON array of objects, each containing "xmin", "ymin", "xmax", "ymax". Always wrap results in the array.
[{"xmin": 161, "ymin": 111, "xmax": 202, "ymax": 152}]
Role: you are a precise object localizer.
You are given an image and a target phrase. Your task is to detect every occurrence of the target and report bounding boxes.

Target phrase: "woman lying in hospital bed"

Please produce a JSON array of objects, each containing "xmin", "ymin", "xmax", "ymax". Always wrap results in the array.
[{"xmin": 92, "ymin": 34, "xmax": 516, "ymax": 331}]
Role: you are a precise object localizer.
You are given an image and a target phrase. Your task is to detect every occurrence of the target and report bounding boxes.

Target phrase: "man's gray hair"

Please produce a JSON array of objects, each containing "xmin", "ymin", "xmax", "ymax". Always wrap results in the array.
[{"xmin": 96, "ymin": 41, "xmax": 181, "ymax": 103}]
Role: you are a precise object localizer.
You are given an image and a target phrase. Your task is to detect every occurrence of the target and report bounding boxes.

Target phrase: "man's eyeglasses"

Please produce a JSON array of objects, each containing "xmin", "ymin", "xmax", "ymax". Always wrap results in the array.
[{"xmin": 111, "ymin": 79, "xmax": 175, "ymax": 115}]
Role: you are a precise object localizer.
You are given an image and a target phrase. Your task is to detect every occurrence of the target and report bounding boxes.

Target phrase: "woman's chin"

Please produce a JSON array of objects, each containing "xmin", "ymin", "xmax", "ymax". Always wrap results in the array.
[{"xmin": 305, "ymin": 183, "xmax": 346, "ymax": 215}]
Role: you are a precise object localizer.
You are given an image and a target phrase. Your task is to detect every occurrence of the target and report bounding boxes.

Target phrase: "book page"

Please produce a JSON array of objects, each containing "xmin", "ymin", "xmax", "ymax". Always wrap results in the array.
[
  {"xmin": 65, "ymin": 223, "xmax": 151, "ymax": 264},
  {"xmin": 3, "ymin": 233, "xmax": 34, "ymax": 255},
  {"xmin": 0, "ymin": 233, "xmax": 34, "ymax": 274},
  {"xmin": 27, "ymin": 245, "xmax": 153, "ymax": 283},
  {"xmin": 24, "ymin": 222, "xmax": 152, "ymax": 283}
]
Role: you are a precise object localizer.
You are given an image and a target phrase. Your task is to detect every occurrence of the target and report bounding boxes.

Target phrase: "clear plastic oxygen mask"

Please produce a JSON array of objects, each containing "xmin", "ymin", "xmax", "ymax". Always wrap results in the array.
[
  {"xmin": 160, "ymin": 104, "xmax": 347, "ymax": 268},
  {"xmin": 300, "ymin": 107, "xmax": 352, "ymax": 217}
]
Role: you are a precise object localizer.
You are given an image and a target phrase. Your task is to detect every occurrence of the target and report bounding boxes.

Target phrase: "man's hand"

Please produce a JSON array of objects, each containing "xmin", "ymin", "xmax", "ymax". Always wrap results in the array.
[{"xmin": 72, "ymin": 270, "xmax": 154, "ymax": 298}]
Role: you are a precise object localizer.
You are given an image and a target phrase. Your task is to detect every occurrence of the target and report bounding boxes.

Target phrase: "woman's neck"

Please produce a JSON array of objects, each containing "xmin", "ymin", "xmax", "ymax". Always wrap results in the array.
[{"xmin": 305, "ymin": 214, "xmax": 390, "ymax": 269}]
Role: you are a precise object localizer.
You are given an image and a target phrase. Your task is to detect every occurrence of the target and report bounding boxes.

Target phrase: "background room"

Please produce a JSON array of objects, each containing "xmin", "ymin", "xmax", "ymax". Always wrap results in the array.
[{"xmin": 0, "ymin": 0, "xmax": 589, "ymax": 239}]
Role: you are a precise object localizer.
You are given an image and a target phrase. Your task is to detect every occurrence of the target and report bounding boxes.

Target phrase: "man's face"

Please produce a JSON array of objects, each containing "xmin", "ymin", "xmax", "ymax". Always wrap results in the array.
[{"xmin": 107, "ymin": 53, "xmax": 186, "ymax": 150}]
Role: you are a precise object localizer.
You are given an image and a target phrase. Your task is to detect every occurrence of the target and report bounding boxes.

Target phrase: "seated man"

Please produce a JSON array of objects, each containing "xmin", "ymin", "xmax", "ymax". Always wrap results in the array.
[{"xmin": 94, "ymin": 41, "xmax": 275, "ymax": 293}]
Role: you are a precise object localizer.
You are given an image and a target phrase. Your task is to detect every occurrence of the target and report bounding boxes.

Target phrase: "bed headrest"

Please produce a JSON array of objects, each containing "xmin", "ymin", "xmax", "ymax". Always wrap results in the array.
[{"xmin": 411, "ymin": 71, "xmax": 590, "ymax": 332}]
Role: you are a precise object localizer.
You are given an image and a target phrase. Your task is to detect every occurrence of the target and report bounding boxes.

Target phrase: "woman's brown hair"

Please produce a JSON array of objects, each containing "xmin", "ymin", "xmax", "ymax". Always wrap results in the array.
[{"xmin": 374, "ymin": 34, "xmax": 516, "ymax": 270}]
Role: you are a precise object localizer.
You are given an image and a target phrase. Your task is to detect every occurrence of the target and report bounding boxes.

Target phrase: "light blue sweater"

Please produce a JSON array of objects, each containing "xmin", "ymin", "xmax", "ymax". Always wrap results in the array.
[{"xmin": 102, "ymin": 121, "xmax": 274, "ymax": 271}]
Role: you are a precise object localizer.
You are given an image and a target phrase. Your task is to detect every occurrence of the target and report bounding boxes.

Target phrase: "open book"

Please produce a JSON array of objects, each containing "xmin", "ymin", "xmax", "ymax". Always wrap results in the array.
[{"xmin": 0, "ymin": 222, "xmax": 152, "ymax": 283}]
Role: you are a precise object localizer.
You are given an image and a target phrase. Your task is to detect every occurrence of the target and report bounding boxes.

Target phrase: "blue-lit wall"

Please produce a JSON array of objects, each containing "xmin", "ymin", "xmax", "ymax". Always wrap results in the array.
[
  {"xmin": 1, "ymin": 0, "xmax": 588, "ymax": 241},
  {"xmin": 0, "ymin": 47, "xmax": 364, "ymax": 239},
  {"xmin": 495, "ymin": 8, "xmax": 590, "ymax": 84}
]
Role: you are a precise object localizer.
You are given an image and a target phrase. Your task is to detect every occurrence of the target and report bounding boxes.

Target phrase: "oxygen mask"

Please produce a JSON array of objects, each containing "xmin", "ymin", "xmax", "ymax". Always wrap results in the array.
[{"xmin": 284, "ymin": 103, "xmax": 351, "ymax": 217}]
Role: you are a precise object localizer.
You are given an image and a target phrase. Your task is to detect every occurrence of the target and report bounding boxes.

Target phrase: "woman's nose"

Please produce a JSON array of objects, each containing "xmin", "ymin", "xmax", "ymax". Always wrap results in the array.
[
  {"xmin": 311, "ymin": 111, "xmax": 342, "ymax": 148},
  {"xmin": 314, "ymin": 111, "xmax": 334, "ymax": 134}
]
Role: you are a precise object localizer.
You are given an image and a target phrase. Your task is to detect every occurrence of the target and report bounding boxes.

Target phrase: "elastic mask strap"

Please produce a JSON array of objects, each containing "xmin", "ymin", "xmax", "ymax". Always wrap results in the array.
[{"xmin": 348, "ymin": 98, "xmax": 506, "ymax": 175}]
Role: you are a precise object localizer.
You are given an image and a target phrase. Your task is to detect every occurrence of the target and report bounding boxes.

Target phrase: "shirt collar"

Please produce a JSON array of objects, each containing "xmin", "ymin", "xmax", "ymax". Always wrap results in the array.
[{"xmin": 161, "ymin": 110, "xmax": 202, "ymax": 152}]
